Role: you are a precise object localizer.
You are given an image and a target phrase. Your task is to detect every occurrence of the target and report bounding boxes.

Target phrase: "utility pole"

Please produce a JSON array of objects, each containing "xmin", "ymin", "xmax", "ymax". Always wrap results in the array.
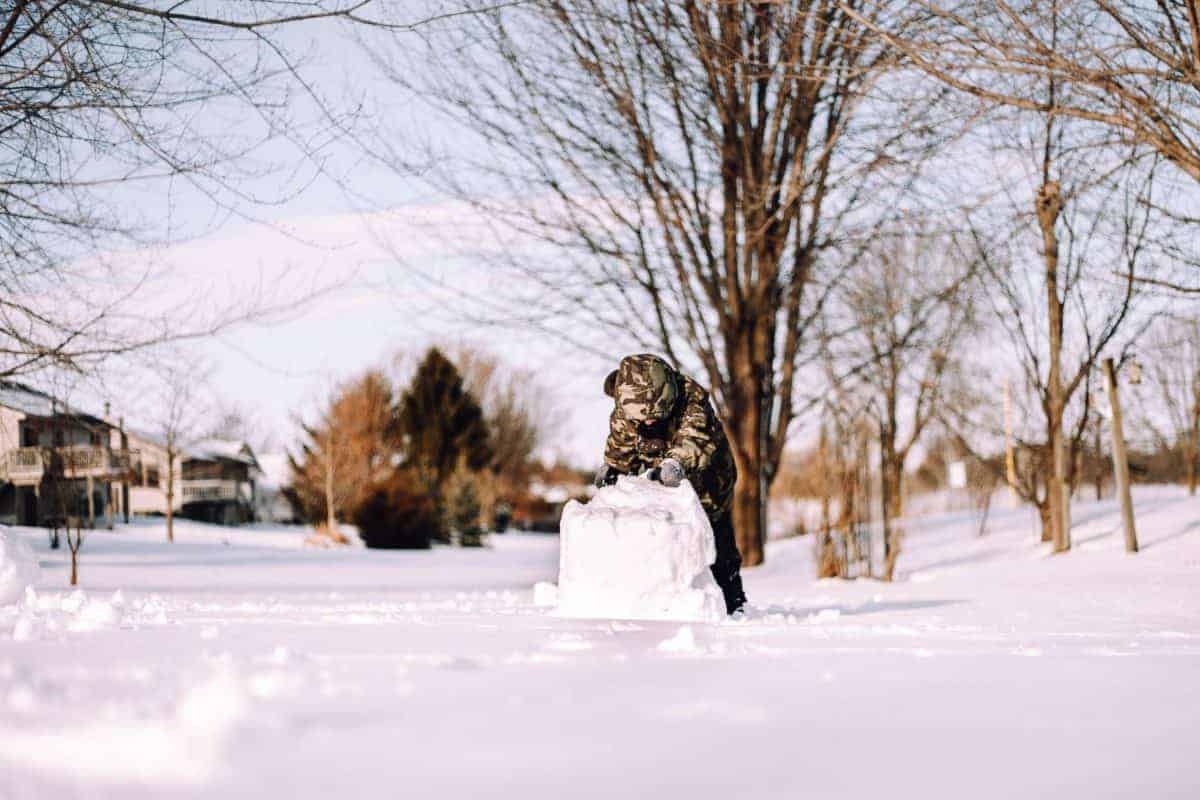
[
  {"xmin": 1102, "ymin": 358, "xmax": 1138, "ymax": 553},
  {"xmin": 1004, "ymin": 378, "xmax": 1018, "ymax": 508}
]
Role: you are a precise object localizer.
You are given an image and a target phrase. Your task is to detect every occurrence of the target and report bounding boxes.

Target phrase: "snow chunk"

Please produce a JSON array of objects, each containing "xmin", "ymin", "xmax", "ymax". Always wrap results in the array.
[
  {"xmin": 556, "ymin": 476, "xmax": 724, "ymax": 622},
  {"xmin": 656, "ymin": 625, "xmax": 699, "ymax": 654},
  {"xmin": 0, "ymin": 530, "xmax": 40, "ymax": 606},
  {"xmin": 533, "ymin": 582, "xmax": 559, "ymax": 607}
]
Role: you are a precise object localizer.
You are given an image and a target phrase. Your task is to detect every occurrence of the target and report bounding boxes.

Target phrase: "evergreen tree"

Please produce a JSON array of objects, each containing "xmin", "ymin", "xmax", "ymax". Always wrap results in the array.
[
  {"xmin": 447, "ymin": 468, "xmax": 484, "ymax": 548},
  {"xmin": 397, "ymin": 348, "xmax": 492, "ymax": 540}
]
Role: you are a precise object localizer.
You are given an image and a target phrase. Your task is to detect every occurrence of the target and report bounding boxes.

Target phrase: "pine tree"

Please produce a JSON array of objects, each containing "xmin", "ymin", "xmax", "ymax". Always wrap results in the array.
[
  {"xmin": 447, "ymin": 467, "xmax": 485, "ymax": 548},
  {"xmin": 397, "ymin": 348, "xmax": 491, "ymax": 540}
]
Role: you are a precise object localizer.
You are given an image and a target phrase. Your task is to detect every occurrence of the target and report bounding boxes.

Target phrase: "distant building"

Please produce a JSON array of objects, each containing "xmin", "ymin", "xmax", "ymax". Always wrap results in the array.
[
  {"xmin": 179, "ymin": 439, "xmax": 261, "ymax": 526},
  {"xmin": 124, "ymin": 428, "xmax": 179, "ymax": 517},
  {"xmin": 0, "ymin": 381, "xmax": 266, "ymax": 529},
  {"xmin": 0, "ymin": 381, "xmax": 132, "ymax": 527}
]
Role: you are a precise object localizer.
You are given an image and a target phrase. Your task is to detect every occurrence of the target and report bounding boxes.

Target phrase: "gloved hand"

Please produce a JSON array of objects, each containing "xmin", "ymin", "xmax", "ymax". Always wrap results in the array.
[
  {"xmin": 646, "ymin": 458, "xmax": 685, "ymax": 488},
  {"xmin": 594, "ymin": 464, "xmax": 622, "ymax": 489}
]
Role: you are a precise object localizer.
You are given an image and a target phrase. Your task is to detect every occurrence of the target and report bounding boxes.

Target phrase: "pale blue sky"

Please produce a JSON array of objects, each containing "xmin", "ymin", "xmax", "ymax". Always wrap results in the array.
[{"xmin": 84, "ymin": 14, "xmax": 619, "ymax": 466}]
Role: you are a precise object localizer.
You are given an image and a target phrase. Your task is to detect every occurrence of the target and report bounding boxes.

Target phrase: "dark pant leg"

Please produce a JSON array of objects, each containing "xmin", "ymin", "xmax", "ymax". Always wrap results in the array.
[{"xmin": 709, "ymin": 512, "xmax": 747, "ymax": 614}]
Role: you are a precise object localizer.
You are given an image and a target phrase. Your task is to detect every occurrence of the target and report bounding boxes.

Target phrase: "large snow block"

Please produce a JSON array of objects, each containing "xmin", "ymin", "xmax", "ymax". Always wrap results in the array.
[
  {"xmin": 0, "ymin": 530, "xmax": 40, "ymax": 606},
  {"xmin": 556, "ymin": 475, "xmax": 724, "ymax": 622}
]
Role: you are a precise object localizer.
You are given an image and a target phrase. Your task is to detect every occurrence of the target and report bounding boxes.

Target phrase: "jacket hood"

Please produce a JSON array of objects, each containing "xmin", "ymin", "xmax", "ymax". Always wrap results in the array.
[{"xmin": 605, "ymin": 353, "xmax": 679, "ymax": 423}]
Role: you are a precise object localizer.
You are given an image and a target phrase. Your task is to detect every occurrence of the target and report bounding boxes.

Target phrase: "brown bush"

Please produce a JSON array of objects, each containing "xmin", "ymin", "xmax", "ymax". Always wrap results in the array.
[{"xmin": 353, "ymin": 472, "xmax": 438, "ymax": 549}]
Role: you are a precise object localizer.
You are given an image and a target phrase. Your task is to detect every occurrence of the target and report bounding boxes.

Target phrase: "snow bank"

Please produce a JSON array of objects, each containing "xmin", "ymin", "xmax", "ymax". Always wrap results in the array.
[
  {"xmin": 0, "ymin": 530, "xmax": 40, "ymax": 606},
  {"xmin": 556, "ymin": 475, "xmax": 724, "ymax": 622}
]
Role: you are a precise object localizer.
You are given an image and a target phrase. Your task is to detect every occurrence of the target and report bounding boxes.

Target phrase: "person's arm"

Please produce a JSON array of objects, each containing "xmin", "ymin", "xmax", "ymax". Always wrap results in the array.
[
  {"xmin": 603, "ymin": 406, "xmax": 639, "ymax": 475},
  {"xmin": 666, "ymin": 383, "xmax": 718, "ymax": 477}
]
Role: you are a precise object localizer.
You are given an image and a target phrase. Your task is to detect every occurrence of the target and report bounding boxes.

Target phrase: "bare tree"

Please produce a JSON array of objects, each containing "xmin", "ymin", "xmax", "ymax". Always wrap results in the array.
[
  {"xmin": 831, "ymin": 230, "xmax": 980, "ymax": 562},
  {"xmin": 850, "ymin": 1, "xmax": 1200, "ymax": 182},
  {"xmin": 143, "ymin": 357, "xmax": 213, "ymax": 543},
  {"xmin": 1143, "ymin": 317, "xmax": 1200, "ymax": 494},
  {"xmin": 368, "ymin": 0, "xmax": 946, "ymax": 564},
  {"xmin": 955, "ymin": 140, "xmax": 1158, "ymax": 548},
  {"xmin": 0, "ymin": 0, "xmax": 472, "ymax": 380},
  {"xmin": 452, "ymin": 346, "xmax": 560, "ymax": 504},
  {"xmin": 290, "ymin": 371, "xmax": 398, "ymax": 532},
  {"xmin": 847, "ymin": 0, "xmax": 1200, "ymax": 290}
]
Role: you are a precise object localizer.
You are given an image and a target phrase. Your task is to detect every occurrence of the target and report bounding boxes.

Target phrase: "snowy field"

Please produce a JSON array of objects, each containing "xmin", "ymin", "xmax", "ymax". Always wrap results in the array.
[{"xmin": 2, "ymin": 488, "xmax": 1198, "ymax": 800}]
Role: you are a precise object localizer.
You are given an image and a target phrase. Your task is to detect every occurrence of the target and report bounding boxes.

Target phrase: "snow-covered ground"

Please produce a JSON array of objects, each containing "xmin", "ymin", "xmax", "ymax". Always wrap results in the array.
[{"xmin": 1, "ymin": 488, "xmax": 1198, "ymax": 799}]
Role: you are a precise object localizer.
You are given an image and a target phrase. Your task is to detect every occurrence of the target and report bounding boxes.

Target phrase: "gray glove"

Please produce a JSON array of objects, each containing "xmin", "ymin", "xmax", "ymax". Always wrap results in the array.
[
  {"xmin": 647, "ymin": 458, "xmax": 685, "ymax": 488},
  {"xmin": 594, "ymin": 464, "xmax": 622, "ymax": 489}
]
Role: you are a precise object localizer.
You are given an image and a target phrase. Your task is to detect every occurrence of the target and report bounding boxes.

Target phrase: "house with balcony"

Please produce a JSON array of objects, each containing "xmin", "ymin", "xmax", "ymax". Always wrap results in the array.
[
  {"xmin": 0, "ymin": 381, "xmax": 132, "ymax": 528},
  {"xmin": 179, "ymin": 439, "xmax": 261, "ymax": 525},
  {"xmin": 121, "ymin": 433, "xmax": 261, "ymax": 526},
  {"xmin": 122, "ymin": 428, "xmax": 180, "ymax": 517}
]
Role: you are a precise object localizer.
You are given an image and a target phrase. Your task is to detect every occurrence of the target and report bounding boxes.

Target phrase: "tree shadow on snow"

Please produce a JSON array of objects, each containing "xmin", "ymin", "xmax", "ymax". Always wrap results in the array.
[
  {"xmin": 902, "ymin": 547, "xmax": 1009, "ymax": 576},
  {"xmin": 1141, "ymin": 518, "xmax": 1200, "ymax": 550},
  {"xmin": 747, "ymin": 598, "xmax": 964, "ymax": 621}
]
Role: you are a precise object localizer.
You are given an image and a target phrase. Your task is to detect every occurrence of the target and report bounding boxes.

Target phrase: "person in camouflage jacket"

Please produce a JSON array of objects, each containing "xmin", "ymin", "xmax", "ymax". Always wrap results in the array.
[{"xmin": 596, "ymin": 353, "xmax": 746, "ymax": 614}]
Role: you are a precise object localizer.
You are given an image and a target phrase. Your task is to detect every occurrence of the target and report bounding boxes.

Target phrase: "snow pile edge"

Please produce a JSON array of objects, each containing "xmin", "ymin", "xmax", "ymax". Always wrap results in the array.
[
  {"xmin": 0, "ymin": 529, "xmax": 40, "ymax": 606},
  {"xmin": 556, "ymin": 475, "xmax": 724, "ymax": 622}
]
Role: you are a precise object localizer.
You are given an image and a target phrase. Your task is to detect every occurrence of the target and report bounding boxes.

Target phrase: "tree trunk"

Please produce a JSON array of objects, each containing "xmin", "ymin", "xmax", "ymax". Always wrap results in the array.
[
  {"xmin": 1036, "ymin": 498, "xmax": 1053, "ymax": 543},
  {"xmin": 324, "ymin": 436, "xmax": 337, "ymax": 532},
  {"xmin": 1037, "ymin": 181, "xmax": 1070, "ymax": 552},
  {"xmin": 1188, "ymin": 443, "xmax": 1197, "ymax": 497},
  {"xmin": 816, "ymin": 422, "xmax": 838, "ymax": 578},
  {"xmin": 1189, "ymin": 403, "xmax": 1199, "ymax": 496},
  {"xmin": 69, "ymin": 525, "xmax": 80, "ymax": 586},
  {"xmin": 166, "ymin": 451, "xmax": 175, "ymax": 544},
  {"xmin": 879, "ymin": 423, "xmax": 905, "ymax": 555},
  {"xmin": 726, "ymin": 330, "xmax": 769, "ymax": 567}
]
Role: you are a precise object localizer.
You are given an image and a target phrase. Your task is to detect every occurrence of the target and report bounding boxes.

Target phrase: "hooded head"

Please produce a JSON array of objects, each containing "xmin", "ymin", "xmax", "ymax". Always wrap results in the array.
[{"xmin": 604, "ymin": 354, "xmax": 679, "ymax": 425}]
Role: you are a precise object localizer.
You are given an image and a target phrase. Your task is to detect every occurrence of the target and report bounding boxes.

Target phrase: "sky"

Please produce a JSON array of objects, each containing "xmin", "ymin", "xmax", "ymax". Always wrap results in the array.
[
  {"xmin": 66, "ymin": 4, "xmax": 1197, "ymax": 468},
  {"xmin": 107, "ymin": 205, "xmax": 619, "ymax": 467},
  {"xmin": 70, "ymin": 12, "xmax": 623, "ymax": 467}
]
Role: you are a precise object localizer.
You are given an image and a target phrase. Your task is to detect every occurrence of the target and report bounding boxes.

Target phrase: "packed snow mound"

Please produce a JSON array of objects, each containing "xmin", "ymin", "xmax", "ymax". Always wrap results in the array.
[
  {"xmin": 0, "ymin": 530, "xmax": 40, "ymax": 606},
  {"xmin": 556, "ymin": 475, "xmax": 724, "ymax": 622}
]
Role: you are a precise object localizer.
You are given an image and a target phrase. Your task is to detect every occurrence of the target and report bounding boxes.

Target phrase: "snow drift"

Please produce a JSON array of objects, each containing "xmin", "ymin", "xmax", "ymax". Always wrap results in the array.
[
  {"xmin": 0, "ymin": 528, "xmax": 40, "ymax": 606},
  {"xmin": 556, "ymin": 475, "xmax": 724, "ymax": 622}
]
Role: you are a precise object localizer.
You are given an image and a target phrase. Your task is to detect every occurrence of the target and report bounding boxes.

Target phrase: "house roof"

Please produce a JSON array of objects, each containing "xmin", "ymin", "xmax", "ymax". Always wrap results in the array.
[
  {"xmin": 0, "ymin": 380, "xmax": 107, "ymax": 424},
  {"xmin": 186, "ymin": 438, "xmax": 260, "ymax": 467}
]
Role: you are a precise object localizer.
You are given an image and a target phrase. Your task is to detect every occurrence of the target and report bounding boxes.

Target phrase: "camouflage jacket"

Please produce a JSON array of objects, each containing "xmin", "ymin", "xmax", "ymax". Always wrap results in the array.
[{"xmin": 603, "ymin": 354, "xmax": 737, "ymax": 517}]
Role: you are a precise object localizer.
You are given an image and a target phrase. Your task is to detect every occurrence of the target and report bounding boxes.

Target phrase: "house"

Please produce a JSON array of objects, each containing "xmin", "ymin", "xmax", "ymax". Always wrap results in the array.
[
  {"xmin": 0, "ymin": 381, "xmax": 132, "ymax": 528},
  {"xmin": 118, "ymin": 433, "xmax": 262, "ymax": 526},
  {"xmin": 0, "ymin": 381, "xmax": 265, "ymax": 529},
  {"xmin": 179, "ymin": 439, "xmax": 261, "ymax": 525},
  {"xmin": 123, "ymin": 428, "xmax": 180, "ymax": 517}
]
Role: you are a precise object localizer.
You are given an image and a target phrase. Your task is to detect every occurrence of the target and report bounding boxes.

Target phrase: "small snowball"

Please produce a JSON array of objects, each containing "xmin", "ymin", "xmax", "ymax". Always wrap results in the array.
[
  {"xmin": 657, "ymin": 625, "xmax": 698, "ymax": 654},
  {"xmin": 11, "ymin": 615, "xmax": 36, "ymax": 642},
  {"xmin": 62, "ymin": 590, "xmax": 86, "ymax": 614},
  {"xmin": 532, "ymin": 582, "xmax": 559, "ymax": 607}
]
